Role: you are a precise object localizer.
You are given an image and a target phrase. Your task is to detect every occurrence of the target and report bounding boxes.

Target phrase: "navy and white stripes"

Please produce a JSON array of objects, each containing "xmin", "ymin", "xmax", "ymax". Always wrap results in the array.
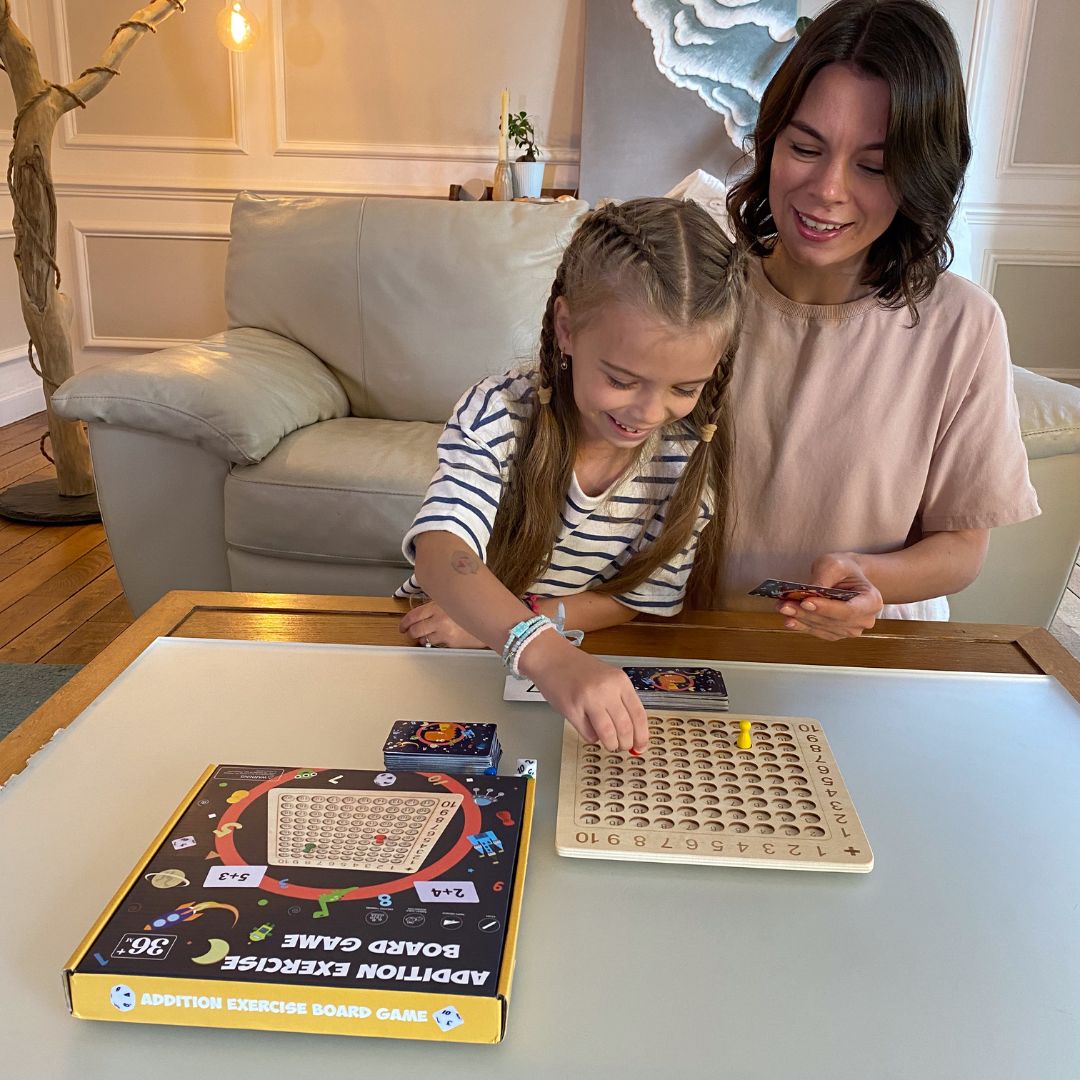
[{"xmin": 396, "ymin": 370, "xmax": 711, "ymax": 616}]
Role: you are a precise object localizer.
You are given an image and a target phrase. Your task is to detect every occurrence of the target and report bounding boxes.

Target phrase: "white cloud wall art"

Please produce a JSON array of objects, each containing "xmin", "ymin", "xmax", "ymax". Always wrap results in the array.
[{"xmin": 632, "ymin": 0, "xmax": 799, "ymax": 147}]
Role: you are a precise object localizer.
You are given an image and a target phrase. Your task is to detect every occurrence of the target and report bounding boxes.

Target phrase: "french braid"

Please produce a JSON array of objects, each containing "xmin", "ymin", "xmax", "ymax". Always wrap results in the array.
[{"xmin": 486, "ymin": 197, "xmax": 747, "ymax": 607}]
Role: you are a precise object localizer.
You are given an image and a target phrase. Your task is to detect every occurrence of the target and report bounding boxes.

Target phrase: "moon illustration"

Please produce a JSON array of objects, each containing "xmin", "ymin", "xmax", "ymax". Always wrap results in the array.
[{"xmin": 191, "ymin": 938, "xmax": 230, "ymax": 965}]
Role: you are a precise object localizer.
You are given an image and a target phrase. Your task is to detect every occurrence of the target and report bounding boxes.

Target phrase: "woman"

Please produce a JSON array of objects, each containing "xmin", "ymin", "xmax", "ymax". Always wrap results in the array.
[{"xmin": 724, "ymin": 0, "xmax": 1038, "ymax": 639}]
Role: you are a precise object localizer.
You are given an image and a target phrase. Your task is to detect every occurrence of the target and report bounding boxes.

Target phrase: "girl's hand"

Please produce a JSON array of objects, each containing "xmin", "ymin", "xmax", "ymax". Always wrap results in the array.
[
  {"xmin": 776, "ymin": 553, "xmax": 883, "ymax": 641},
  {"xmin": 398, "ymin": 601, "xmax": 487, "ymax": 649},
  {"xmin": 519, "ymin": 632, "xmax": 650, "ymax": 753}
]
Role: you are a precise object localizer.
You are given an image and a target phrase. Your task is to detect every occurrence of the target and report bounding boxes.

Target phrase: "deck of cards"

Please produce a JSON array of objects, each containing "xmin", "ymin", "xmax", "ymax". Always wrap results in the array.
[
  {"xmin": 623, "ymin": 665, "xmax": 729, "ymax": 712},
  {"xmin": 749, "ymin": 578, "xmax": 859, "ymax": 602},
  {"xmin": 382, "ymin": 721, "xmax": 502, "ymax": 775}
]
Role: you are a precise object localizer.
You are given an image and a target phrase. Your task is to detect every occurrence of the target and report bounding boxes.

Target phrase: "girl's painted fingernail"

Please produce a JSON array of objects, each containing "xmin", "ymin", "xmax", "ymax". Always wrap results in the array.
[{"xmin": 802, "ymin": 601, "xmax": 817, "ymax": 612}]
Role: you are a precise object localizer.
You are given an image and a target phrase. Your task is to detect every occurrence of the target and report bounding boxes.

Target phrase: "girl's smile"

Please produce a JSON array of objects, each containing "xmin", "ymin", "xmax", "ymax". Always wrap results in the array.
[{"xmin": 552, "ymin": 299, "xmax": 720, "ymax": 455}]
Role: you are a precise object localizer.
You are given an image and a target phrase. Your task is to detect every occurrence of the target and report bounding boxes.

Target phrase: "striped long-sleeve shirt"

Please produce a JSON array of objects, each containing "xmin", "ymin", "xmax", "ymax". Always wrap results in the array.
[{"xmin": 396, "ymin": 370, "xmax": 712, "ymax": 615}]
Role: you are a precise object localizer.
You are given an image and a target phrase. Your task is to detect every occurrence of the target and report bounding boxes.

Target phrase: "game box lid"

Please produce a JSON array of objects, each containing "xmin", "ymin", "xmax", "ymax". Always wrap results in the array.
[{"xmin": 64, "ymin": 764, "xmax": 535, "ymax": 1043}]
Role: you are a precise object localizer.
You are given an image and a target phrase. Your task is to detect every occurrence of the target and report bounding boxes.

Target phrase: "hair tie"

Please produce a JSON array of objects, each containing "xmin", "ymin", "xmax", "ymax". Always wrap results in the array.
[
  {"xmin": 700, "ymin": 423, "xmax": 717, "ymax": 443},
  {"xmin": 537, "ymin": 385, "xmax": 552, "ymax": 405}
]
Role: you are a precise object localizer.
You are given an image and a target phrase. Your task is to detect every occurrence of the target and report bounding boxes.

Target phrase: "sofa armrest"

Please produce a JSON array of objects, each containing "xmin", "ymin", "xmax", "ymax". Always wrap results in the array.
[
  {"xmin": 1015, "ymin": 366, "xmax": 1080, "ymax": 460},
  {"xmin": 52, "ymin": 327, "xmax": 350, "ymax": 465}
]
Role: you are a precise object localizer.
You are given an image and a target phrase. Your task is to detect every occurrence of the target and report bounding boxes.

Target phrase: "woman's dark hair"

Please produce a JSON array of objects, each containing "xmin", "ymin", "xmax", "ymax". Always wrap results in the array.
[{"xmin": 726, "ymin": 0, "xmax": 971, "ymax": 322}]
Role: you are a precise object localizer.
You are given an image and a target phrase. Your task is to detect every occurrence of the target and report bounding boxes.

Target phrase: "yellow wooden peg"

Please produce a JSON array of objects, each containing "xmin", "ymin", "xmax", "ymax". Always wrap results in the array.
[{"xmin": 737, "ymin": 720, "xmax": 752, "ymax": 750}]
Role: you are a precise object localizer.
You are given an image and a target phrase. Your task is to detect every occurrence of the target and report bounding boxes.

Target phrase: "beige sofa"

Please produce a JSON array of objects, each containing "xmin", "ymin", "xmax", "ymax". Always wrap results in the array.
[{"xmin": 53, "ymin": 193, "xmax": 1080, "ymax": 626}]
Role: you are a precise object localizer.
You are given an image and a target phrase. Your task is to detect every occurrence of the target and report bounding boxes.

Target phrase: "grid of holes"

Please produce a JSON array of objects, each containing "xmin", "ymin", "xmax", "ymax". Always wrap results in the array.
[
  {"xmin": 574, "ymin": 718, "xmax": 828, "ymax": 837},
  {"xmin": 271, "ymin": 791, "xmax": 453, "ymax": 871}
]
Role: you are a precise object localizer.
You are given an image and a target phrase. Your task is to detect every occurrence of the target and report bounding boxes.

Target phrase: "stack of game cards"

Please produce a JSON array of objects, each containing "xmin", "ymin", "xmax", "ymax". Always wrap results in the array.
[
  {"xmin": 623, "ymin": 665, "xmax": 729, "ymax": 713},
  {"xmin": 382, "ymin": 721, "xmax": 502, "ymax": 775}
]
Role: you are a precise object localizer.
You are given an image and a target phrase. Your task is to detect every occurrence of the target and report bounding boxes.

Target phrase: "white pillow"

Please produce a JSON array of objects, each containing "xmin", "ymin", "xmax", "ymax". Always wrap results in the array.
[{"xmin": 665, "ymin": 169, "xmax": 731, "ymax": 234}]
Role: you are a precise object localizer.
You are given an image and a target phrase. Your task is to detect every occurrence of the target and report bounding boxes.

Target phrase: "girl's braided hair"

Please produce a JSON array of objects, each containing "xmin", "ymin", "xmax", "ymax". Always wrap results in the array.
[{"xmin": 486, "ymin": 196, "xmax": 746, "ymax": 609}]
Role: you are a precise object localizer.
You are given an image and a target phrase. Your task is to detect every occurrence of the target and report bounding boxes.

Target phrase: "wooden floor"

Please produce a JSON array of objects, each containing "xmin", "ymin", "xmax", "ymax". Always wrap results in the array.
[
  {"xmin": 0, "ymin": 413, "xmax": 133, "ymax": 664},
  {"xmin": 0, "ymin": 412, "xmax": 1078, "ymax": 665}
]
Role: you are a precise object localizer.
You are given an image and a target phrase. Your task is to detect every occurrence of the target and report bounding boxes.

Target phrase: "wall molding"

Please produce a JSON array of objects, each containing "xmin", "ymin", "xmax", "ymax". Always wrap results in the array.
[
  {"xmin": 0, "ymin": 344, "xmax": 30, "ymax": 364},
  {"xmin": 51, "ymin": 175, "xmax": 586, "ymax": 202},
  {"xmin": 0, "ymin": 346, "xmax": 46, "ymax": 428},
  {"xmin": 963, "ymin": 0, "xmax": 993, "ymax": 118},
  {"xmin": 965, "ymin": 204, "xmax": 1080, "ymax": 228},
  {"xmin": 983, "ymin": 249, "xmax": 1080, "ymax": 290},
  {"xmin": 52, "ymin": 0, "xmax": 249, "ymax": 156},
  {"xmin": 981, "ymin": 251, "xmax": 1080, "ymax": 374},
  {"xmin": 70, "ymin": 222, "xmax": 230, "ymax": 350},
  {"xmin": 996, "ymin": 0, "xmax": 1080, "ymax": 180},
  {"xmin": 272, "ymin": 137, "xmax": 581, "ymax": 166},
  {"xmin": 267, "ymin": 0, "xmax": 579, "ymax": 166}
]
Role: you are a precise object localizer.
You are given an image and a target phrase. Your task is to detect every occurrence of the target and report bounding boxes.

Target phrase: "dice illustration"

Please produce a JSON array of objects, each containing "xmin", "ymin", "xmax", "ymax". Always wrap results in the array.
[{"xmin": 433, "ymin": 1005, "xmax": 464, "ymax": 1032}]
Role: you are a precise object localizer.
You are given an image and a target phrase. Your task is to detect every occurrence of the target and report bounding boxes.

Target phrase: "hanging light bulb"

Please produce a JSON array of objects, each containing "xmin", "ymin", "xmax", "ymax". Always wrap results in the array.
[{"xmin": 216, "ymin": 2, "xmax": 259, "ymax": 52}]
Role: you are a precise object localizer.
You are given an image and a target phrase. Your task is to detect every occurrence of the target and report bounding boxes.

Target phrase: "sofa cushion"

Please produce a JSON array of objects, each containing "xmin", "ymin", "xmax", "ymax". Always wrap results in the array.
[
  {"xmin": 226, "ymin": 193, "xmax": 588, "ymax": 423},
  {"xmin": 1014, "ymin": 366, "xmax": 1080, "ymax": 460},
  {"xmin": 224, "ymin": 417, "xmax": 439, "ymax": 565}
]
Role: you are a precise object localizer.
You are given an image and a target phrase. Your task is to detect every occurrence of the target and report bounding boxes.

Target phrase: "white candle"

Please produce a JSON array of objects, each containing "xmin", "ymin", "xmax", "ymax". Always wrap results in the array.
[{"xmin": 499, "ymin": 87, "xmax": 509, "ymax": 161}]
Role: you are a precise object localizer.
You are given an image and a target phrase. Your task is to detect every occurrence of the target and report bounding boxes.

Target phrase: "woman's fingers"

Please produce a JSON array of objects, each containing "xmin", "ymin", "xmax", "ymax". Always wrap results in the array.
[
  {"xmin": 403, "ymin": 613, "xmax": 435, "ymax": 642},
  {"xmin": 399, "ymin": 602, "xmax": 432, "ymax": 634}
]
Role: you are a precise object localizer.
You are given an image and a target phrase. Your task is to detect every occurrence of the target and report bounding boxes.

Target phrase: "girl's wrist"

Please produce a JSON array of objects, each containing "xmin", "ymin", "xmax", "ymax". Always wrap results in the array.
[{"xmin": 515, "ymin": 625, "xmax": 567, "ymax": 680}]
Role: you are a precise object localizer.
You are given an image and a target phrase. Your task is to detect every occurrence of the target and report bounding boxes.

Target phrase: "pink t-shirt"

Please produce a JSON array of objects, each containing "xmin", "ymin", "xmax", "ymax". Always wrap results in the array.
[{"xmin": 725, "ymin": 259, "xmax": 1040, "ymax": 618}]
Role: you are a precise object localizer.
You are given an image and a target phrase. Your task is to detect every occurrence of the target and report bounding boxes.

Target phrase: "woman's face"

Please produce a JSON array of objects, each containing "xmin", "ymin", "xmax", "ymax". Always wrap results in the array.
[{"xmin": 768, "ymin": 62, "xmax": 899, "ymax": 291}]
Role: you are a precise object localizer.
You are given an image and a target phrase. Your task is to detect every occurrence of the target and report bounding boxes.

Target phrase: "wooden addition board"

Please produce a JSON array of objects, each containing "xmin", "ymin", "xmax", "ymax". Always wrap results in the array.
[{"xmin": 556, "ymin": 711, "xmax": 873, "ymax": 871}]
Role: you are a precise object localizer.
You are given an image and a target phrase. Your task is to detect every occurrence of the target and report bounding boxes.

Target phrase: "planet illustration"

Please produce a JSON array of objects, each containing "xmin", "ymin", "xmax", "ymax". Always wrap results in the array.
[
  {"xmin": 144, "ymin": 868, "xmax": 190, "ymax": 889},
  {"xmin": 190, "ymin": 938, "xmax": 230, "ymax": 965}
]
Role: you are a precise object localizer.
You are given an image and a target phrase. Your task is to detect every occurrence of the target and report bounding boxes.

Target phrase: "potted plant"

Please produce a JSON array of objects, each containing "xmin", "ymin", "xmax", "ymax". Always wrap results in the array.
[{"xmin": 507, "ymin": 110, "xmax": 545, "ymax": 198}]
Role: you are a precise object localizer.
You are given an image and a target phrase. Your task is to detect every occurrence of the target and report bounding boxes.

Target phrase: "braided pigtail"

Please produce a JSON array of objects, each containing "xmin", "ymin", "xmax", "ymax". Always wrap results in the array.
[
  {"xmin": 486, "ymin": 268, "xmax": 577, "ymax": 596},
  {"xmin": 487, "ymin": 196, "xmax": 747, "ymax": 610},
  {"xmin": 589, "ymin": 212, "xmax": 746, "ymax": 609}
]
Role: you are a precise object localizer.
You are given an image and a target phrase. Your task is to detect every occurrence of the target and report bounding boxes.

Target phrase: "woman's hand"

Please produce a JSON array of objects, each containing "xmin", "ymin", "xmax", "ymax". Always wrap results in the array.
[
  {"xmin": 398, "ymin": 601, "xmax": 487, "ymax": 649},
  {"xmin": 777, "ymin": 553, "xmax": 883, "ymax": 641},
  {"xmin": 519, "ymin": 632, "xmax": 650, "ymax": 753}
]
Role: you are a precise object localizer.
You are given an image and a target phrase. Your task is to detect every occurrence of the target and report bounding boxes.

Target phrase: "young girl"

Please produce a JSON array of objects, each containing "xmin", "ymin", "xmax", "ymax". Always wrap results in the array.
[
  {"xmin": 723, "ymin": 0, "xmax": 1038, "ymax": 639},
  {"xmin": 397, "ymin": 198, "xmax": 745, "ymax": 752}
]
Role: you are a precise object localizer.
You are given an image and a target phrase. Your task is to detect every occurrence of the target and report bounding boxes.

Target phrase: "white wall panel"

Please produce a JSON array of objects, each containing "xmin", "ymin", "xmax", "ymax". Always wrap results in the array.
[
  {"xmin": 55, "ymin": 0, "xmax": 242, "ymax": 152},
  {"xmin": 1013, "ymin": 0, "xmax": 1080, "ymax": 168},
  {"xmin": 75, "ymin": 229, "xmax": 229, "ymax": 348},
  {"xmin": 992, "ymin": 261, "xmax": 1080, "ymax": 379},
  {"xmin": 276, "ymin": 0, "xmax": 583, "ymax": 163},
  {"xmin": 2, "ymin": 0, "xmax": 1078, "ymax": 420}
]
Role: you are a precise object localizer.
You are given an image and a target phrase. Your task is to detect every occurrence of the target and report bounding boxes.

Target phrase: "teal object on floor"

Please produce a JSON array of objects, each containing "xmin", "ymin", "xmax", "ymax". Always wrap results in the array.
[{"xmin": 0, "ymin": 663, "xmax": 82, "ymax": 739}]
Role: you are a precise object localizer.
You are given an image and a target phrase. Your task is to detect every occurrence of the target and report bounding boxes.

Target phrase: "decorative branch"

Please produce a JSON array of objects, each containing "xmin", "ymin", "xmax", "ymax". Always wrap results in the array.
[{"xmin": 0, "ymin": 0, "xmax": 189, "ymax": 499}]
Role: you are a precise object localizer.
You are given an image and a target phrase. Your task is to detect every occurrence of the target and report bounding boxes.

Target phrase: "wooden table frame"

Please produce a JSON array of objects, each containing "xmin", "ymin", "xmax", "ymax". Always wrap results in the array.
[{"xmin": 3, "ymin": 590, "xmax": 1078, "ymax": 787}]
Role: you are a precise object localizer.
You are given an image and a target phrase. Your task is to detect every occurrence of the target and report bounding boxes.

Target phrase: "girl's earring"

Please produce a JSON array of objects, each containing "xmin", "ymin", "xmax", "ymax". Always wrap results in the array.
[{"xmin": 560, "ymin": 354, "xmax": 570, "ymax": 371}]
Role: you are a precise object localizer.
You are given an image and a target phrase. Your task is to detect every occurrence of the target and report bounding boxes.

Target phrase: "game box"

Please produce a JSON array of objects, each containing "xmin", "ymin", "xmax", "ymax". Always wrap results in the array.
[{"xmin": 64, "ymin": 763, "xmax": 535, "ymax": 1043}]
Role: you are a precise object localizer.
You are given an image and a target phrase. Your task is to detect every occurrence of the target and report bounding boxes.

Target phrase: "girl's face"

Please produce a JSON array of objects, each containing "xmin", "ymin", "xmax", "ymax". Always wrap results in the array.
[
  {"xmin": 553, "ymin": 298, "xmax": 720, "ymax": 453},
  {"xmin": 768, "ymin": 62, "xmax": 899, "ymax": 299}
]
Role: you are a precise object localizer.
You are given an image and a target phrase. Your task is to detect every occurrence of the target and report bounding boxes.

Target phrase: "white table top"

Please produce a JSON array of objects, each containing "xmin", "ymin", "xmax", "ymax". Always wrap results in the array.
[{"xmin": 3, "ymin": 637, "xmax": 1079, "ymax": 1079}]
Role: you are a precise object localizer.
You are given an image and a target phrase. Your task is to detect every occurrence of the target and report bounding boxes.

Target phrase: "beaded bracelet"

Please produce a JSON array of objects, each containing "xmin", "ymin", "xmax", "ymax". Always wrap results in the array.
[
  {"xmin": 522, "ymin": 593, "xmax": 541, "ymax": 614},
  {"xmin": 507, "ymin": 621, "xmax": 556, "ymax": 676},
  {"xmin": 501, "ymin": 615, "xmax": 556, "ymax": 676},
  {"xmin": 500, "ymin": 615, "xmax": 547, "ymax": 665}
]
